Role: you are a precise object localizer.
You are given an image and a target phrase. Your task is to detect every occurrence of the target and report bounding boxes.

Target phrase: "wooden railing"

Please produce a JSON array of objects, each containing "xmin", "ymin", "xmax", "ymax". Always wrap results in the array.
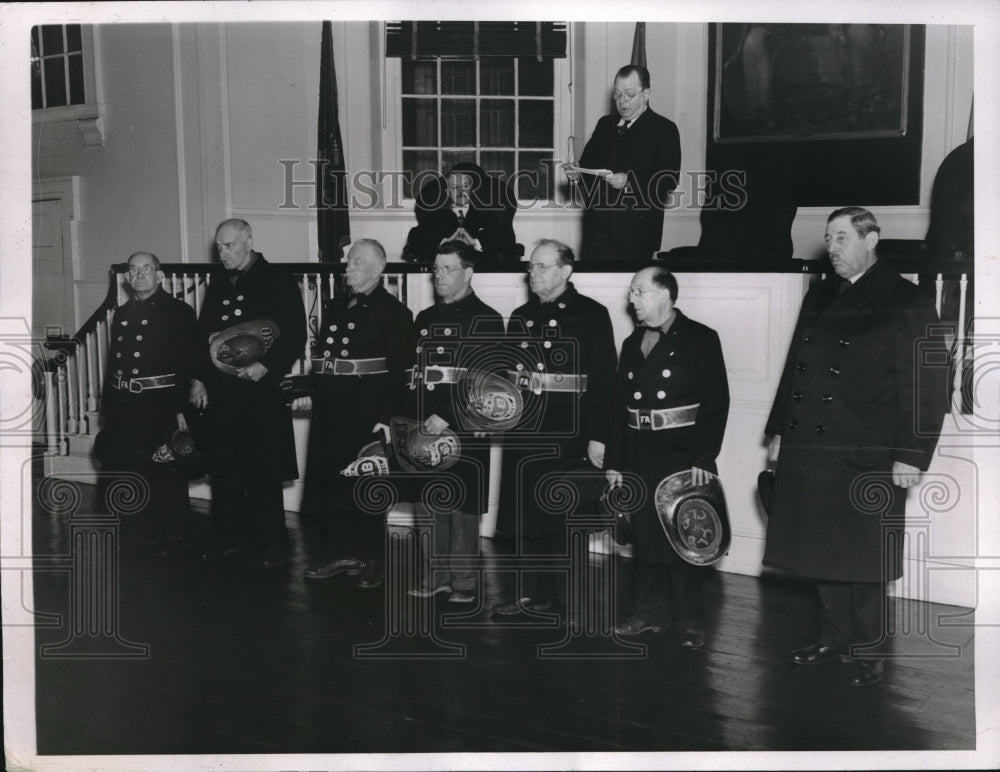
[{"xmin": 39, "ymin": 257, "xmax": 973, "ymax": 458}]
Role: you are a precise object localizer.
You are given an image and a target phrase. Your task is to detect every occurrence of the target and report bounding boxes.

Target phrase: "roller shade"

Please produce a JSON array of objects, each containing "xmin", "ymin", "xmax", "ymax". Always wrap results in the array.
[{"xmin": 385, "ymin": 21, "xmax": 567, "ymax": 60}]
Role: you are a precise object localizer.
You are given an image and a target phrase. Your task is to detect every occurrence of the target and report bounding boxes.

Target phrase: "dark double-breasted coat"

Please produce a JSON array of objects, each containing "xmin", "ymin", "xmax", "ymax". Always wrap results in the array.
[
  {"xmin": 763, "ymin": 260, "xmax": 947, "ymax": 583},
  {"xmin": 99, "ymin": 287, "xmax": 201, "ymax": 464},
  {"xmin": 578, "ymin": 108, "xmax": 681, "ymax": 261},
  {"xmin": 197, "ymin": 253, "xmax": 306, "ymax": 482},
  {"xmin": 408, "ymin": 291, "xmax": 505, "ymax": 515},
  {"xmin": 607, "ymin": 310, "xmax": 730, "ymax": 562},
  {"xmin": 498, "ymin": 282, "xmax": 617, "ymax": 538},
  {"xmin": 300, "ymin": 284, "xmax": 415, "ymax": 515}
]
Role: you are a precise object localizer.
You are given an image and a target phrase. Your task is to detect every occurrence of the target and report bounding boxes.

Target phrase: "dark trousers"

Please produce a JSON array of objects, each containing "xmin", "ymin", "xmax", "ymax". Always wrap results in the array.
[
  {"xmin": 328, "ymin": 506, "xmax": 385, "ymax": 566},
  {"xmin": 632, "ymin": 552, "xmax": 705, "ymax": 629},
  {"xmin": 416, "ymin": 506, "xmax": 480, "ymax": 593},
  {"xmin": 211, "ymin": 473, "xmax": 287, "ymax": 557},
  {"xmin": 102, "ymin": 459, "xmax": 192, "ymax": 548},
  {"xmin": 520, "ymin": 528, "xmax": 569, "ymax": 607},
  {"xmin": 817, "ymin": 581, "xmax": 884, "ymax": 654}
]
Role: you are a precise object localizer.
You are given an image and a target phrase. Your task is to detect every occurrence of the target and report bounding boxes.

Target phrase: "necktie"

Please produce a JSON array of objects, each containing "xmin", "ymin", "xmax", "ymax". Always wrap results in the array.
[
  {"xmin": 617, "ymin": 122, "xmax": 628, "ymax": 137},
  {"xmin": 456, "ymin": 208, "xmax": 466, "ymax": 227}
]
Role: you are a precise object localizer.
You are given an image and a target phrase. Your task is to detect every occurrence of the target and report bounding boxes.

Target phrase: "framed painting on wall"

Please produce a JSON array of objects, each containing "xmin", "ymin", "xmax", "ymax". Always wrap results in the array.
[{"xmin": 713, "ymin": 23, "xmax": 912, "ymax": 144}]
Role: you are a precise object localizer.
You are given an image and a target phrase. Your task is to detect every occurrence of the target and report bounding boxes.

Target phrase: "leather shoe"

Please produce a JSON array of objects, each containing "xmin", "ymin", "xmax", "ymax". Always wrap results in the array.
[
  {"xmin": 848, "ymin": 658, "xmax": 884, "ymax": 687},
  {"xmin": 678, "ymin": 626, "xmax": 705, "ymax": 649},
  {"xmin": 448, "ymin": 590, "xmax": 476, "ymax": 604},
  {"xmin": 614, "ymin": 615, "xmax": 665, "ymax": 636},
  {"xmin": 492, "ymin": 597, "xmax": 552, "ymax": 616},
  {"xmin": 790, "ymin": 641, "xmax": 846, "ymax": 666},
  {"xmin": 303, "ymin": 558, "xmax": 364, "ymax": 580},
  {"xmin": 357, "ymin": 563, "xmax": 383, "ymax": 589},
  {"xmin": 407, "ymin": 584, "xmax": 452, "ymax": 598}
]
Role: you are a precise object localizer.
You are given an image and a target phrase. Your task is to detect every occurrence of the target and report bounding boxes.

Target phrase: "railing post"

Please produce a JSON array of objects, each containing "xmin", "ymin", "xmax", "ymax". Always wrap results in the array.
[
  {"xmin": 66, "ymin": 351, "xmax": 80, "ymax": 435},
  {"xmin": 86, "ymin": 331, "xmax": 99, "ymax": 413},
  {"xmin": 934, "ymin": 272, "xmax": 944, "ymax": 319},
  {"xmin": 44, "ymin": 369, "xmax": 58, "ymax": 456},
  {"xmin": 56, "ymin": 365, "xmax": 69, "ymax": 455},
  {"xmin": 953, "ymin": 273, "xmax": 968, "ymax": 415},
  {"xmin": 96, "ymin": 318, "xmax": 109, "ymax": 407}
]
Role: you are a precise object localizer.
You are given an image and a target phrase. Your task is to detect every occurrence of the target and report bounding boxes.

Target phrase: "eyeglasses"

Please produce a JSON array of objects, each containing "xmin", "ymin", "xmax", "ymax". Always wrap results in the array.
[
  {"xmin": 128, "ymin": 265, "xmax": 156, "ymax": 276},
  {"xmin": 628, "ymin": 286, "xmax": 663, "ymax": 299},
  {"xmin": 526, "ymin": 263, "xmax": 559, "ymax": 275},
  {"xmin": 432, "ymin": 265, "xmax": 461, "ymax": 276},
  {"xmin": 613, "ymin": 89, "xmax": 645, "ymax": 103}
]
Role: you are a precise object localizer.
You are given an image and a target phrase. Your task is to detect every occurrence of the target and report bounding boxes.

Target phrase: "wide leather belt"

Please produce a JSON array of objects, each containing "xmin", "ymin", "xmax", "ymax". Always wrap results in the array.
[
  {"xmin": 506, "ymin": 370, "xmax": 588, "ymax": 394},
  {"xmin": 406, "ymin": 366, "xmax": 468, "ymax": 388},
  {"xmin": 627, "ymin": 403, "xmax": 699, "ymax": 430},
  {"xmin": 313, "ymin": 357, "xmax": 388, "ymax": 376},
  {"xmin": 110, "ymin": 373, "xmax": 176, "ymax": 394}
]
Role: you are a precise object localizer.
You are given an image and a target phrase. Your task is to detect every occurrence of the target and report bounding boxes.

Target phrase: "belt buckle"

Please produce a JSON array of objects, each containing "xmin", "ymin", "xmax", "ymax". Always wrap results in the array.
[
  {"xmin": 129, "ymin": 379, "xmax": 143, "ymax": 394},
  {"xmin": 335, "ymin": 358, "xmax": 358, "ymax": 376},
  {"xmin": 424, "ymin": 367, "xmax": 444, "ymax": 385}
]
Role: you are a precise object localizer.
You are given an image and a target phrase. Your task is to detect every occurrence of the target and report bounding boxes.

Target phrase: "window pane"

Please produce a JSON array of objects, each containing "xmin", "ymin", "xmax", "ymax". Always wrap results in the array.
[
  {"xmin": 441, "ymin": 60, "xmax": 475, "ymax": 95},
  {"xmin": 518, "ymin": 57, "xmax": 554, "ymax": 96},
  {"xmin": 31, "ymin": 67, "xmax": 43, "ymax": 110},
  {"xmin": 43, "ymin": 58, "xmax": 67, "ymax": 107},
  {"xmin": 66, "ymin": 24, "xmax": 82, "ymax": 53},
  {"xmin": 518, "ymin": 152, "xmax": 555, "ymax": 200},
  {"xmin": 402, "ymin": 98, "xmax": 438, "ymax": 147},
  {"xmin": 480, "ymin": 99, "xmax": 515, "ymax": 147},
  {"xmin": 442, "ymin": 150, "xmax": 476, "ymax": 173},
  {"xmin": 480, "ymin": 58, "xmax": 514, "ymax": 95},
  {"xmin": 68, "ymin": 53, "xmax": 85, "ymax": 104},
  {"xmin": 480, "ymin": 151, "xmax": 515, "ymax": 183},
  {"xmin": 41, "ymin": 25, "xmax": 64, "ymax": 55},
  {"xmin": 401, "ymin": 61, "xmax": 436, "ymax": 95},
  {"xmin": 441, "ymin": 99, "xmax": 475, "ymax": 146},
  {"xmin": 518, "ymin": 100, "xmax": 553, "ymax": 148},
  {"xmin": 402, "ymin": 150, "xmax": 440, "ymax": 198}
]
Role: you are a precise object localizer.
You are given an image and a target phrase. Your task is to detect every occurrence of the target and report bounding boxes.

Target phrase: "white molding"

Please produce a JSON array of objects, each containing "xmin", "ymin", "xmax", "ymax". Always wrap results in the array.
[
  {"xmin": 171, "ymin": 25, "xmax": 189, "ymax": 263},
  {"xmin": 219, "ymin": 23, "xmax": 233, "ymax": 218}
]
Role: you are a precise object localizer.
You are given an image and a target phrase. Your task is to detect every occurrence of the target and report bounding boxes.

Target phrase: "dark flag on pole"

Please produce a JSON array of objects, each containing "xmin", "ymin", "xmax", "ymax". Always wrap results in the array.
[
  {"xmin": 317, "ymin": 21, "xmax": 351, "ymax": 262},
  {"xmin": 630, "ymin": 22, "xmax": 647, "ymax": 68}
]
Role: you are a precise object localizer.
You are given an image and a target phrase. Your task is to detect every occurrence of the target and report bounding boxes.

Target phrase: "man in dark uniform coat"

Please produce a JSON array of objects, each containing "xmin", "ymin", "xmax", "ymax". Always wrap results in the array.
[
  {"xmin": 764, "ymin": 207, "xmax": 947, "ymax": 686},
  {"xmin": 298, "ymin": 239, "xmax": 414, "ymax": 589},
  {"xmin": 406, "ymin": 240, "xmax": 505, "ymax": 604},
  {"xmin": 570, "ymin": 65, "xmax": 681, "ymax": 262},
  {"xmin": 493, "ymin": 239, "xmax": 617, "ymax": 619},
  {"xmin": 97, "ymin": 252, "xmax": 202, "ymax": 556},
  {"xmin": 189, "ymin": 219, "xmax": 306, "ymax": 568},
  {"xmin": 403, "ymin": 162, "xmax": 519, "ymax": 264},
  {"xmin": 606, "ymin": 267, "xmax": 729, "ymax": 648}
]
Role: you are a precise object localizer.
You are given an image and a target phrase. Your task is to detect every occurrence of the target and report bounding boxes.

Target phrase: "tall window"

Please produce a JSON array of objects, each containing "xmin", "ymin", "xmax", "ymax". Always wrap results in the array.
[
  {"xmin": 387, "ymin": 22, "xmax": 567, "ymax": 200},
  {"xmin": 31, "ymin": 25, "xmax": 86, "ymax": 110}
]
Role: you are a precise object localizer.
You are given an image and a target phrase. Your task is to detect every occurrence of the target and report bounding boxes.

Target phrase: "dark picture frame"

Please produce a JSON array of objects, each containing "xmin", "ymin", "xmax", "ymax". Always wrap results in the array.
[
  {"xmin": 706, "ymin": 23, "xmax": 925, "ymax": 207},
  {"xmin": 713, "ymin": 23, "xmax": 912, "ymax": 143}
]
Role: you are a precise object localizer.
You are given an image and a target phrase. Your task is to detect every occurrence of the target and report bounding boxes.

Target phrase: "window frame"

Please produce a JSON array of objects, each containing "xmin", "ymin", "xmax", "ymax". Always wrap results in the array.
[
  {"xmin": 31, "ymin": 25, "xmax": 105, "ymax": 146},
  {"xmin": 382, "ymin": 42, "xmax": 572, "ymax": 206}
]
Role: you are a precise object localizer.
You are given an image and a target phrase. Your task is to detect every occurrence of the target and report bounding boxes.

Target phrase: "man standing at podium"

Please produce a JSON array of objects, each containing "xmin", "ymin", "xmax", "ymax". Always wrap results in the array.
[{"xmin": 568, "ymin": 65, "xmax": 681, "ymax": 262}]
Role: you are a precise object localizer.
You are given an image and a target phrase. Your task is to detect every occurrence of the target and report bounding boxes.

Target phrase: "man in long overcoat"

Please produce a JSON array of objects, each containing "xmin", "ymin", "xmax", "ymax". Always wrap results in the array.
[
  {"xmin": 764, "ymin": 207, "xmax": 947, "ymax": 686},
  {"xmin": 190, "ymin": 219, "xmax": 306, "ymax": 568},
  {"xmin": 606, "ymin": 267, "xmax": 730, "ymax": 648},
  {"xmin": 298, "ymin": 239, "xmax": 414, "ymax": 589},
  {"xmin": 493, "ymin": 239, "xmax": 617, "ymax": 620}
]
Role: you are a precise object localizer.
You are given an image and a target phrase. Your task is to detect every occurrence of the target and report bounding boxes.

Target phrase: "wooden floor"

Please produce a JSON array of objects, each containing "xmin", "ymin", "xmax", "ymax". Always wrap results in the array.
[{"xmin": 31, "ymin": 482, "xmax": 976, "ymax": 757}]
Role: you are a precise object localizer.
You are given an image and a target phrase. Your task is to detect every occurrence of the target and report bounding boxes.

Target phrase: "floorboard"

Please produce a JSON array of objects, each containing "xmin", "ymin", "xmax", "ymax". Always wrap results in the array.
[{"xmin": 30, "ymin": 481, "xmax": 976, "ymax": 756}]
